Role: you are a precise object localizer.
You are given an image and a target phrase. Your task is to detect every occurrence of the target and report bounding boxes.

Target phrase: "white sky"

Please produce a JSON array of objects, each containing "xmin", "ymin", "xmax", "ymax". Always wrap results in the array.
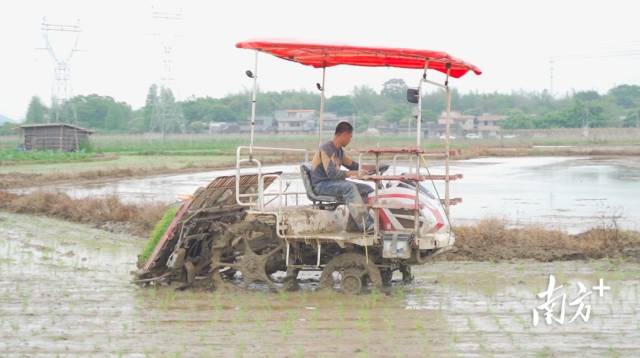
[{"xmin": 1, "ymin": 0, "xmax": 639, "ymax": 120}]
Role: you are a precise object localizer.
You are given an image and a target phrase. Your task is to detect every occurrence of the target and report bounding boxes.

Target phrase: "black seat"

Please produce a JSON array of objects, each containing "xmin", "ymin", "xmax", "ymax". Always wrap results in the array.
[{"xmin": 300, "ymin": 164, "xmax": 344, "ymax": 209}]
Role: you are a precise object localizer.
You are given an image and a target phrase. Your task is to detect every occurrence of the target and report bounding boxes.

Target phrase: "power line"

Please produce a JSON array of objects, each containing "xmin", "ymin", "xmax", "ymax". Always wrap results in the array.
[
  {"xmin": 38, "ymin": 17, "xmax": 83, "ymax": 123},
  {"xmin": 548, "ymin": 47, "xmax": 640, "ymax": 96},
  {"xmin": 149, "ymin": 2, "xmax": 183, "ymax": 137},
  {"xmin": 551, "ymin": 49, "xmax": 640, "ymax": 61}
]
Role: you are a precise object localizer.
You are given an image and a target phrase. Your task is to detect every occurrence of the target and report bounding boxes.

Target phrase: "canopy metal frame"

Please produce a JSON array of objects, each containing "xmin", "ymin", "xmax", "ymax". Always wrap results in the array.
[{"xmin": 237, "ymin": 41, "xmax": 478, "ymax": 269}]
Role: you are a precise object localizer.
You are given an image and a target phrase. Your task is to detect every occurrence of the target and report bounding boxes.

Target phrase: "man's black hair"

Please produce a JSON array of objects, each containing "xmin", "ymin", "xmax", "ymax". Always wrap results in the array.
[{"xmin": 335, "ymin": 121, "xmax": 353, "ymax": 135}]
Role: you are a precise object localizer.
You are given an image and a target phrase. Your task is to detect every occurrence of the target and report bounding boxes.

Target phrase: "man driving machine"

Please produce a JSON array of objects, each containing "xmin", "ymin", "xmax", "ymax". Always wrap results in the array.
[{"xmin": 310, "ymin": 121, "xmax": 376, "ymax": 232}]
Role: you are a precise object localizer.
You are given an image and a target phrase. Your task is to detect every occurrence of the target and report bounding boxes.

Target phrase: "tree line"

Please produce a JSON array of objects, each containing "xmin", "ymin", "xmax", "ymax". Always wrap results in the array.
[{"xmin": 3, "ymin": 81, "xmax": 638, "ymax": 135}]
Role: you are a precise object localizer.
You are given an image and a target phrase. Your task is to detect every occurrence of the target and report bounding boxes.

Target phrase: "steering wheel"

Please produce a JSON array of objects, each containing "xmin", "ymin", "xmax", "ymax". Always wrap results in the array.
[{"xmin": 368, "ymin": 164, "xmax": 389, "ymax": 175}]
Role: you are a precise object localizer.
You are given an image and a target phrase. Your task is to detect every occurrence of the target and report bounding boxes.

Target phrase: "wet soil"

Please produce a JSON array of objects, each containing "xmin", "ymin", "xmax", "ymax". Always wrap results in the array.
[{"xmin": 1, "ymin": 212, "xmax": 639, "ymax": 357}]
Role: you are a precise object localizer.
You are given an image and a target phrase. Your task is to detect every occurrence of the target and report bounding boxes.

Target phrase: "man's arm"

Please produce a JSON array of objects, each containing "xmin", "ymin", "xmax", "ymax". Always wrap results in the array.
[
  {"xmin": 342, "ymin": 152, "xmax": 359, "ymax": 171},
  {"xmin": 343, "ymin": 152, "xmax": 377, "ymax": 176}
]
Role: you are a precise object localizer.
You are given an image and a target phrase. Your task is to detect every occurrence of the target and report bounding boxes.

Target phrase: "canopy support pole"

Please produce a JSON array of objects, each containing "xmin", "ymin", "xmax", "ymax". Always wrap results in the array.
[
  {"xmin": 413, "ymin": 62, "xmax": 429, "ymax": 237},
  {"xmin": 416, "ymin": 62, "xmax": 428, "ymax": 148},
  {"xmin": 444, "ymin": 65, "xmax": 452, "ymax": 217},
  {"xmin": 249, "ymin": 50, "xmax": 258, "ymax": 156},
  {"xmin": 318, "ymin": 67, "xmax": 326, "ymax": 147}
]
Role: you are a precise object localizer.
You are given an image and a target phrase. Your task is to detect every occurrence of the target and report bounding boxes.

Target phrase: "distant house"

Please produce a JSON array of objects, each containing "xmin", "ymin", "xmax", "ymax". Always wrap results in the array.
[
  {"xmin": 423, "ymin": 120, "xmax": 464, "ymax": 138},
  {"xmin": 274, "ymin": 109, "xmax": 316, "ymax": 133},
  {"xmin": 434, "ymin": 112, "xmax": 507, "ymax": 137},
  {"xmin": 274, "ymin": 109, "xmax": 355, "ymax": 133},
  {"xmin": 208, "ymin": 122, "xmax": 240, "ymax": 134},
  {"xmin": 321, "ymin": 113, "xmax": 355, "ymax": 133},
  {"xmin": 239, "ymin": 115, "xmax": 277, "ymax": 133},
  {"xmin": 364, "ymin": 115, "xmax": 393, "ymax": 133},
  {"xmin": 20, "ymin": 123, "xmax": 93, "ymax": 151}
]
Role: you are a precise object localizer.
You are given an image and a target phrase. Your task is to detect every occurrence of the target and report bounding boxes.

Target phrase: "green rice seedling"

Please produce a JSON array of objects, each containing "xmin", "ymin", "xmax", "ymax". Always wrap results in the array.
[
  {"xmin": 234, "ymin": 305, "xmax": 247, "ymax": 322},
  {"xmin": 493, "ymin": 313, "xmax": 504, "ymax": 331},
  {"xmin": 466, "ymin": 316, "xmax": 476, "ymax": 332},
  {"xmin": 277, "ymin": 289, "xmax": 290, "ymax": 302},
  {"xmin": 159, "ymin": 290, "xmax": 177, "ymax": 311},
  {"xmin": 606, "ymin": 347, "xmax": 621, "ymax": 358},
  {"xmin": 279, "ymin": 318, "xmax": 293, "ymax": 338},
  {"xmin": 514, "ymin": 313, "xmax": 531, "ymax": 331},
  {"xmin": 336, "ymin": 301, "xmax": 346, "ymax": 321},
  {"xmin": 294, "ymin": 346, "xmax": 305, "ymax": 358},
  {"xmin": 254, "ymin": 311, "xmax": 266, "ymax": 330},
  {"xmin": 139, "ymin": 206, "xmax": 178, "ymax": 263},
  {"xmin": 234, "ymin": 340, "xmax": 247, "ymax": 358},
  {"xmin": 478, "ymin": 341, "xmax": 491, "ymax": 357}
]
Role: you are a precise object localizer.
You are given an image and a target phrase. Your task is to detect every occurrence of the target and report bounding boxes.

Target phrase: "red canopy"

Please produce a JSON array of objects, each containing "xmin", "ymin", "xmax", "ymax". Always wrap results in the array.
[{"xmin": 236, "ymin": 39, "xmax": 481, "ymax": 79}]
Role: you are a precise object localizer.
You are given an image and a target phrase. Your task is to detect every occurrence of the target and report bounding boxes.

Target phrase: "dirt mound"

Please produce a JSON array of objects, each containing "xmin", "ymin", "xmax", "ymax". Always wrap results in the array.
[
  {"xmin": 444, "ymin": 218, "xmax": 640, "ymax": 262},
  {"xmin": 0, "ymin": 191, "xmax": 167, "ymax": 237}
]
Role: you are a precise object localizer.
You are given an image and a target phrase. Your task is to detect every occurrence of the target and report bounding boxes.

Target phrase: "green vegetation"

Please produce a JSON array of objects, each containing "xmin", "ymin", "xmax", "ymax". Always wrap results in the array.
[
  {"xmin": 0, "ymin": 122, "xmax": 19, "ymax": 136},
  {"xmin": 140, "ymin": 206, "xmax": 179, "ymax": 263},
  {"xmin": 500, "ymin": 85, "xmax": 640, "ymax": 129},
  {"xmin": 24, "ymin": 94, "xmax": 133, "ymax": 131},
  {"xmin": 0, "ymin": 149, "xmax": 94, "ymax": 165},
  {"xmin": 25, "ymin": 96, "xmax": 47, "ymax": 124},
  {"xmin": 90, "ymin": 134, "xmax": 245, "ymax": 155},
  {"xmin": 1, "ymin": 82, "xmax": 638, "ymax": 169},
  {"xmin": 8, "ymin": 82, "xmax": 639, "ymax": 136}
]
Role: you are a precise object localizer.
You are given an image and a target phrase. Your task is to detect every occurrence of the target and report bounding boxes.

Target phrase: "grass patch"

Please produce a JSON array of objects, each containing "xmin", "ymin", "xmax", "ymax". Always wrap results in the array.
[
  {"xmin": 0, "ymin": 149, "xmax": 94, "ymax": 165},
  {"xmin": 139, "ymin": 206, "xmax": 178, "ymax": 262},
  {"xmin": 91, "ymin": 134, "xmax": 245, "ymax": 155}
]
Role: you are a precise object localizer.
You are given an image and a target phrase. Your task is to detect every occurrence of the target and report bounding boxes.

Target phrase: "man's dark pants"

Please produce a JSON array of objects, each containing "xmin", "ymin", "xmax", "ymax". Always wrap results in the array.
[{"xmin": 314, "ymin": 180, "xmax": 374, "ymax": 230}]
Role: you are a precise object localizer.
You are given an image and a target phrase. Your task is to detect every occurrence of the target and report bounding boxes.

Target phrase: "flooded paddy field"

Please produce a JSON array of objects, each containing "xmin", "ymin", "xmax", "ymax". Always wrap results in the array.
[
  {"xmin": 1, "ymin": 211, "xmax": 639, "ymax": 357},
  {"xmin": 17, "ymin": 155, "xmax": 640, "ymax": 233}
]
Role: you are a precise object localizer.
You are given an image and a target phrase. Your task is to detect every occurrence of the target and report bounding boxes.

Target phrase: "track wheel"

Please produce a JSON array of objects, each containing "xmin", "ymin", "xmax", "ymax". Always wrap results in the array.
[
  {"xmin": 210, "ymin": 234, "xmax": 296, "ymax": 292},
  {"xmin": 319, "ymin": 252, "xmax": 382, "ymax": 294}
]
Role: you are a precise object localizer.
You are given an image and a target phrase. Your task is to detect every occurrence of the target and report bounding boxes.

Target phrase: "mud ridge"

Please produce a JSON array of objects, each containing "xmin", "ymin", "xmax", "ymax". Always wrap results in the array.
[
  {"xmin": 444, "ymin": 218, "xmax": 640, "ymax": 262},
  {"xmin": 0, "ymin": 190, "xmax": 168, "ymax": 237}
]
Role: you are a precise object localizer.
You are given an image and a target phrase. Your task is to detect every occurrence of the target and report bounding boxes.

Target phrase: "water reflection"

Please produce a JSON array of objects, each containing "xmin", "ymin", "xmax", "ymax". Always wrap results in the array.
[{"xmin": 16, "ymin": 156, "xmax": 640, "ymax": 233}]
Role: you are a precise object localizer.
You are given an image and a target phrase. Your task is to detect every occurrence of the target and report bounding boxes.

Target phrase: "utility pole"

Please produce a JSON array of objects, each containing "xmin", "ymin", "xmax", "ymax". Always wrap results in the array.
[
  {"xmin": 150, "ymin": 2, "xmax": 182, "ymax": 138},
  {"xmin": 582, "ymin": 106, "xmax": 590, "ymax": 138},
  {"xmin": 548, "ymin": 59, "xmax": 555, "ymax": 97},
  {"xmin": 352, "ymin": 114, "xmax": 356, "ymax": 133},
  {"xmin": 38, "ymin": 17, "xmax": 82, "ymax": 123}
]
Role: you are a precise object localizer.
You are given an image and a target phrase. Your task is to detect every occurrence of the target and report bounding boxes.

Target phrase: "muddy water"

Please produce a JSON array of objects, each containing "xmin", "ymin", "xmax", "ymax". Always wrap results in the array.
[
  {"xmin": 19, "ymin": 156, "xmax": 640, "ymax": 233},
  {"xmin": 443, "ymin": 156, "xmax": 640, "ymax": 233},
  {"xmin": 1, "ymin": 211, "xmax": 639, "ymax": 357}
]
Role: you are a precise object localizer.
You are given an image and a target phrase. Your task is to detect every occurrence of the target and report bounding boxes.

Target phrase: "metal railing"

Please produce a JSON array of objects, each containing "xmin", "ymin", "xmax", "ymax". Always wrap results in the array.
[{"xmin": 235, "ymin": 145, "xmax": 309, "ymax": 211}]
